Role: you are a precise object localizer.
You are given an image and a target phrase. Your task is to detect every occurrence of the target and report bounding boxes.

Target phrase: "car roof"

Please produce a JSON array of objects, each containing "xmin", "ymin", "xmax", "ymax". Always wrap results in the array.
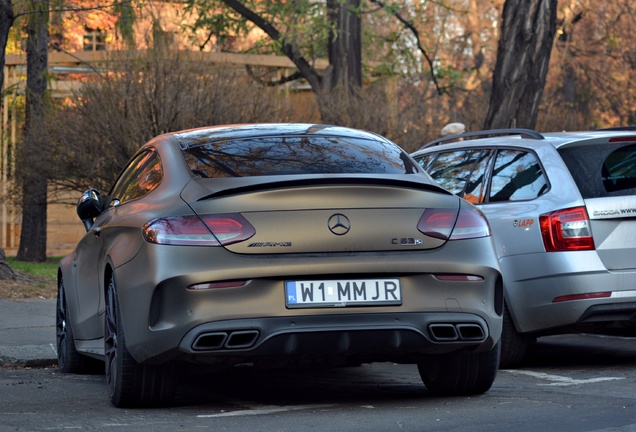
[
  {"xmin": 168, "ymin": 123, "xmax": 391, "ymax": 150},
  {"xmin": 412, "ymin": 127, "xmax": 636, "ymax": 155}
]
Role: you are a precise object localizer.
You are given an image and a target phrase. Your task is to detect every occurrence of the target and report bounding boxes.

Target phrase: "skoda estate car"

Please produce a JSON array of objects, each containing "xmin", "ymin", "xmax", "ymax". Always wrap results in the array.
[
  {"xmin": 57, "ymin": 124, "xmax": 503, "ymax": 407},
  {"xmin": 411, "ymin": 128, "xmax": 636, "ymax": 368}
]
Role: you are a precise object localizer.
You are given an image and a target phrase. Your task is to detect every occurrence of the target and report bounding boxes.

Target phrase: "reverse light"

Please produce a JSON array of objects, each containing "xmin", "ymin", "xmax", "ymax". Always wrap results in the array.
[
  {"xmin": 143, "ymin": 213, "xmax": 255, "ymax": 246},
  {"xmin": 539, "ymin": 206, "xmax": 595, "ymax": 252},
  {"xmin": 417, "ymin": 204, "xmax": 490, "ymax": 240}
]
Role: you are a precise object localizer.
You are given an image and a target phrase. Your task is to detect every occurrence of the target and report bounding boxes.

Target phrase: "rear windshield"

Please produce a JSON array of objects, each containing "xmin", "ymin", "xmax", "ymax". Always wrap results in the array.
[
  {"xmin": 182, "ymin": 136, "xmax": 419, "ymax": 177},
  {"xmin": 558, "ymin": 143, "xmax": 636, "ymax": 198}
]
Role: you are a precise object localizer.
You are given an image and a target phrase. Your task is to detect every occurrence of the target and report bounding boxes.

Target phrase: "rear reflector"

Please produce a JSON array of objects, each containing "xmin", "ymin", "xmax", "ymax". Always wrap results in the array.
[
  {"xmin": 539, "ymin": 206, "xmax": 595, "ymax": 252},
  {"xmin": 434, "ymin": 274, "xmax": 484, "ymax": 281},
  {"xmin": 553, "ymin": 292, "xmax": 611, "ymax": 303},
  {"xmin": 188, "ymin": 280, "xmax": 248, "ymax": 290}
]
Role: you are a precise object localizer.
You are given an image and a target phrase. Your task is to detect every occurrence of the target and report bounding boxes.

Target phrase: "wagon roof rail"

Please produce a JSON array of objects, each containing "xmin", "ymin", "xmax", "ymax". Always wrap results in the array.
[
  {"xmin": 419, "ymin": 128, "xmax": 545, "ymax": 150},
  {"xmin": 595, "ymin": 126, "xmax": 636, "ymax": 132}
]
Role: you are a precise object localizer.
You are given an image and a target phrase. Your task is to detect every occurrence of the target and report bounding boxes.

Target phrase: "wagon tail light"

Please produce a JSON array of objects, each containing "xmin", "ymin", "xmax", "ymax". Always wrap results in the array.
[
  {"xmin": 417, "ymin": 204, "xmax": 491, "ymax": 240},
  {"xmin": 539, "ymin": 206, "xmax": 595, "ymax": 252},
  {"xmin": 143, "ymin": 214, "xmax": 256, "ymax": 246}
]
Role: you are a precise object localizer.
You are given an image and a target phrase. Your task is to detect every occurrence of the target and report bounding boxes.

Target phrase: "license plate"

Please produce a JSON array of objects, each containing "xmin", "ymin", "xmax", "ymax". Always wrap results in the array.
[{"xmin": 285, "ymin": 278, "xmax": 402, "ymax": 308}]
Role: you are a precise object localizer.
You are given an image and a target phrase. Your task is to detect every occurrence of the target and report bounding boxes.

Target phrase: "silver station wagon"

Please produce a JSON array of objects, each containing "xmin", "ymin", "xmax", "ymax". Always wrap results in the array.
[{"xmin": 411, "ymin": 128, "xmax": 636, "ymax": 368}]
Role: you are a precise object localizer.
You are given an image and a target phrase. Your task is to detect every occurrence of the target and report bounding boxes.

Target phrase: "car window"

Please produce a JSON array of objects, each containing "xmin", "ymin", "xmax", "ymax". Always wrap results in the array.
[
  {"xmin": 182, "ymin": 136, "xmax": 419, "ymax": 177},
  {"xmin": 463, "ymin": 150, "xmax": 493, "ymax": 204},
  {"xmin": 559, "ymin": 143, "xmax": 636, "ymax": 198},
  {"xmin": 489, "ymin": 149, "xmax": 547, "ymax": 202},
  {"xmin": 425, "ymin": 149, "xmax": 490, "ymax": 201},
  {"xmin": 109, "ymin": 150, "xmax": 162, "ymax": 205},
  {"xmin": 415, "ymin": 153, "xmax": 437, "ymax": 171}
]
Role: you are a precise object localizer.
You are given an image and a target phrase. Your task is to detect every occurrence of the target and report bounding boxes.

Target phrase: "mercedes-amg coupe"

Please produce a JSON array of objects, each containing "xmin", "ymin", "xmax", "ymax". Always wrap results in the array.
[{"xmin": 57, "ymin": 124, "xmax": 503, "ymax": 407}]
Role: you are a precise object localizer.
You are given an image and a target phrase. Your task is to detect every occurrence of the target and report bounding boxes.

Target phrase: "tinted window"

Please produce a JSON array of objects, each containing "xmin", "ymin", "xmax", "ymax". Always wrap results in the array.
[
  {"xmin": 182, "ymin": 136, "xmax": 418, "ymax": 177},
  {"xmin": 426, "ymin": 149, "xmax": 488, "ymax": 199},
  {"xmin": 109, "ymin": 150, "xmax": 162, "ymax": 205},
  {"xmin": 559, "ymin": 143, "xmax": 636, "ymax": 198},
  {"xmin": 604, "ymin": 145, "xmax": 636, "ymax": 192},
  {"xmin": 463, "ymin": 150, "xmax": 493, "ymax": 204},
  {"xmin": 415, "ymin": 153, "xmax": 437, "ymax": 171},
  {"xmin": 489, "ymin": 149, "xmax": 547, "ymax": 202}
]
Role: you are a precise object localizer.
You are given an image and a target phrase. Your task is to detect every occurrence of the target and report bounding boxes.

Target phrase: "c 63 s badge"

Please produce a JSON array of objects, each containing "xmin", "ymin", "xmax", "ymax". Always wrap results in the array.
[{"xmin": 392, "ymin": 237, "xmax": 423, "ymax": 246}]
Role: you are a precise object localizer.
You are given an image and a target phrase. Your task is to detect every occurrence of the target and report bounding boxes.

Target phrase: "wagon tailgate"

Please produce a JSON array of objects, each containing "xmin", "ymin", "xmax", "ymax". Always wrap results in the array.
[{"xmin": 586, "ymin": 196, "xmax": 636, "ymax": 270}]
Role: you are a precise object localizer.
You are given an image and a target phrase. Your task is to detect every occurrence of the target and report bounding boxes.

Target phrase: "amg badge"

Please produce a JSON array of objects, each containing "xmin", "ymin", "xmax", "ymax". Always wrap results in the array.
[{"xmin": 247, "ymin": 242, "xmax": 292, "ymax": 248}]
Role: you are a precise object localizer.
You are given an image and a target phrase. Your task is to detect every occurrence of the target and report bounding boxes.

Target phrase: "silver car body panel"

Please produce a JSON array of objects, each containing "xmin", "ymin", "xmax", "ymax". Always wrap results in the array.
[{"xmin": 412, "ymin": 130, "xmax": 636, "ymax": 336}]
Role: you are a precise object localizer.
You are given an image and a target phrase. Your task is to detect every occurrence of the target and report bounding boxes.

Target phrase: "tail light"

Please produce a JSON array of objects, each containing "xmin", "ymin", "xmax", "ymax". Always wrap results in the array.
[
  {"xmin": 143, "ymin": 213, "xmax": 255, "ymax": 246},
  {"xmin": 539, "ymin": 206, "xmax": 594, "ymax": 252},
  {"xmin": 417, "ymin": 203, "xmax": 491, "ymax": 240}
]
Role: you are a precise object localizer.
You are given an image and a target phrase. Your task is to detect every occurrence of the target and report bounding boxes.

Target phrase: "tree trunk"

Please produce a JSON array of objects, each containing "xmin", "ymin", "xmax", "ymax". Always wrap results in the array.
[
  {"xmin": 0, "ymin": 248, "xmax": 16, "ymax": 280},
  {"xmin": 16, "ymin": 1, "xmax": 49, "ymax": 263},
  {"xmin": 325, "ymin": 0, "xmax": 362, "ymax": 90},
  {"xmin": 318, "ymin": 0, "xmax": 363, "ymax": 125},
  {"xmin": 484, "ymin": 0, "xmax": 557, "ymax": 129},
  {"xmin": 0, "ymin": 0, "xmax": 15, "ymax": 91}
]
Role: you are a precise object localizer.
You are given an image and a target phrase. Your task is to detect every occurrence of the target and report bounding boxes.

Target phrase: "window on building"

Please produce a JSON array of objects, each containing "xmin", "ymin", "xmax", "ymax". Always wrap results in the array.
[{"xmin": 83, "ymin": 30, "xmax": 107, "ymax": 51}]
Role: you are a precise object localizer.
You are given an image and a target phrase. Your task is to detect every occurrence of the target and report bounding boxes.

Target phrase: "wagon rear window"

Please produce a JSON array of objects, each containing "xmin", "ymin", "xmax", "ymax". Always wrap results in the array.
[{"xmin": 559, "ymin": 143, "xmax": 636, "ymax": 198}]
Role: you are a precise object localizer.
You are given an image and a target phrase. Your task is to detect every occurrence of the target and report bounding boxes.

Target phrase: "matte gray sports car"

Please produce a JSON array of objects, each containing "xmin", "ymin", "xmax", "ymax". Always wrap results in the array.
[{"xmin": 57, "ymin": 124, "xmax": 503, "ymax": 407}]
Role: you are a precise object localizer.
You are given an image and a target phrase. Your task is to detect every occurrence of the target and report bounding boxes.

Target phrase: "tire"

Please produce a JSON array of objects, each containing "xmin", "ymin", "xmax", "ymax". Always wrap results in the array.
[
  {"xmin": 104, "ymin": 274, "xmax": 177, "ymax": 408},
  {"xmin": 56, "ymin": 277, "xmax": 102, "ymax": 374},
  {"xmin": 499, "ymin": 303, "xmax": 530, "ymax": 369},
  {"xmin": 417, "ymin": 342, "xmax": 500, "ymax": 396}
]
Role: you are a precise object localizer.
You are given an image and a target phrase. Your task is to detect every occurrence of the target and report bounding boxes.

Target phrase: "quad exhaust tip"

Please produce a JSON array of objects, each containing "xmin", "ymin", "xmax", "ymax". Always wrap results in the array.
[
  {"xmin": 193, "ymin": 330, "xmax": 260, "ymax": 351},
  {"xmin": 428, "ymin": 323, "xmax": 485, "ymax": 342}
]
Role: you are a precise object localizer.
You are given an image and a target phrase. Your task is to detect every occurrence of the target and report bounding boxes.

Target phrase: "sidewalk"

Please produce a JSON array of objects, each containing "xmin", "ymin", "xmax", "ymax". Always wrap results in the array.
[{"xmin": 0, "ymin": 298, "xmax": 58, "ymax": 367}]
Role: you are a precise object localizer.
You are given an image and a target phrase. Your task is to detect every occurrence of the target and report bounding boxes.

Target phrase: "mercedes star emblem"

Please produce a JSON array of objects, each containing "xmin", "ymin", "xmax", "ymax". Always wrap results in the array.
[{"xmin": 328, "ymin": 213, "xmax": 351, "ymax": 236}]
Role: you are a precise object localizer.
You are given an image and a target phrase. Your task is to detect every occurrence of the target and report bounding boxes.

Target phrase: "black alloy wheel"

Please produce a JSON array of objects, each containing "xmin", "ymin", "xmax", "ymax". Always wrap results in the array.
[{"xmin": 104, "ymin": 273, "xmax": 177, "ymax": 408}]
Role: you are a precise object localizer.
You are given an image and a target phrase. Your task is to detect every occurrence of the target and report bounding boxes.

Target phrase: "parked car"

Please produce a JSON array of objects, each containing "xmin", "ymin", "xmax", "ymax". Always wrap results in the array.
[
  {"xmin": 411, "ymin": 128, "xmax": 636, "ymax": 368},
  {"xmin": 56, "ymin": 123, "xmax": 503, "ymax": 407}
]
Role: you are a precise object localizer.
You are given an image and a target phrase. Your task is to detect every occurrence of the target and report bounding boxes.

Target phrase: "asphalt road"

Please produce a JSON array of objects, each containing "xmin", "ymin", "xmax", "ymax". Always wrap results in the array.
[{"xmin": 2, "ymin": 333, "xmax": 636, "ymax": 432}]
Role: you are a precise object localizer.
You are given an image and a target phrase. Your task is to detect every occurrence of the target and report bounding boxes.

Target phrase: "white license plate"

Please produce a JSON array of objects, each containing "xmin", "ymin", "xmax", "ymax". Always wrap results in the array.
[{"xmin": 285, "ymin": 278, "xmax": 402, "ymax": 308}]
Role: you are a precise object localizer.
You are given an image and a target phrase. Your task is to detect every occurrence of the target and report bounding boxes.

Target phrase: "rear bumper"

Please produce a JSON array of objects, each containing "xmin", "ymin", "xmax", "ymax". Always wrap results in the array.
[
  {"xmin": 112, "ymin": 236, "xmax": 503, "ymax": 364},
  {"xmin": 171, "ymin": 312, "xmax": 496, "ymax": 366},
  {"xmin": 501, "ymin": 251, "xmax": 636, "ymax": 334}
]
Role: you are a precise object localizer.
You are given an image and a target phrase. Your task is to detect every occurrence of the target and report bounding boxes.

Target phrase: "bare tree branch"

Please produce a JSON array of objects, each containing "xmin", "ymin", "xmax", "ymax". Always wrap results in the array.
[
  {"xmin": 368, "ymin": 0, "xmax": 445, "ymax": 95},
  {"xmin": 220, "ymin": 0, "xmax": 323, "ymax": 93}
]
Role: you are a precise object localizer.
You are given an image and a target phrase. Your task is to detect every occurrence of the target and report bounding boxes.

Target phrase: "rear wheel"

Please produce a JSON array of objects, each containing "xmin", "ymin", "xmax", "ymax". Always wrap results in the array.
[
  {"xmin": 56, "ymin": 277, "xmax": 102, "ymax": 374},
  {"xmin": 104, "ymin": 274, "xmax": 176, "ymax": 408},
  {"xmin": 499, "ymin": 303, "xmax": 531, "ymax": 369},
  {"xmin": 417, "ymin": 342, "xmax": 500, "ymax": 396}
]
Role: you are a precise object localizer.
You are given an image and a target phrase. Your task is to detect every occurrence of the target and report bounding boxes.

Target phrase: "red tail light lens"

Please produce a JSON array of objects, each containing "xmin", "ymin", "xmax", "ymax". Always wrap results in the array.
[
  {"xmin": 143, "ymin": 214, "xmax": 255, "ymax": 246},
  {"xmin": 199, "ymin": 214, "xmax": 256, "ymax": 244},
  {"xmin": 539, "ymin": 206, "xmax": 595, "ymax": 252},
  {"xmin": 417, "ymin": 204, "xmax": 490, "ymax": 240},
  {"xmin": 417, "ymin": 208, "xmax": 457, "ymax": 240},
  {"xmin": 450, "ymin": 205, "xmax": 491, "ymax": 240}
]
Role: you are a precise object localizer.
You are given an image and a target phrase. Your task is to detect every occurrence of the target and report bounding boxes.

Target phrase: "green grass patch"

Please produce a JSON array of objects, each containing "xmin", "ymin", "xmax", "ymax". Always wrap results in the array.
[{"xmin": 7, "ymin": 256, "xmax": 60, "ymax": 283}]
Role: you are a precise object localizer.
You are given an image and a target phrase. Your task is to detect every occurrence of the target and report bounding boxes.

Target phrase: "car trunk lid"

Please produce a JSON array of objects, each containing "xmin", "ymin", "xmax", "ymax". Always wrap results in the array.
[{"xmin": 183, "ymin": 175, "xmax": 456, "ymax": 254}]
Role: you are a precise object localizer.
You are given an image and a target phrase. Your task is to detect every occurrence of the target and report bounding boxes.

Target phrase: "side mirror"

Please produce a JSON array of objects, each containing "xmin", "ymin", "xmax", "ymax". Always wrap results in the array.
[{"xmin": 77, "ymin": 189, "xmax": 102, "ymax": 231}]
